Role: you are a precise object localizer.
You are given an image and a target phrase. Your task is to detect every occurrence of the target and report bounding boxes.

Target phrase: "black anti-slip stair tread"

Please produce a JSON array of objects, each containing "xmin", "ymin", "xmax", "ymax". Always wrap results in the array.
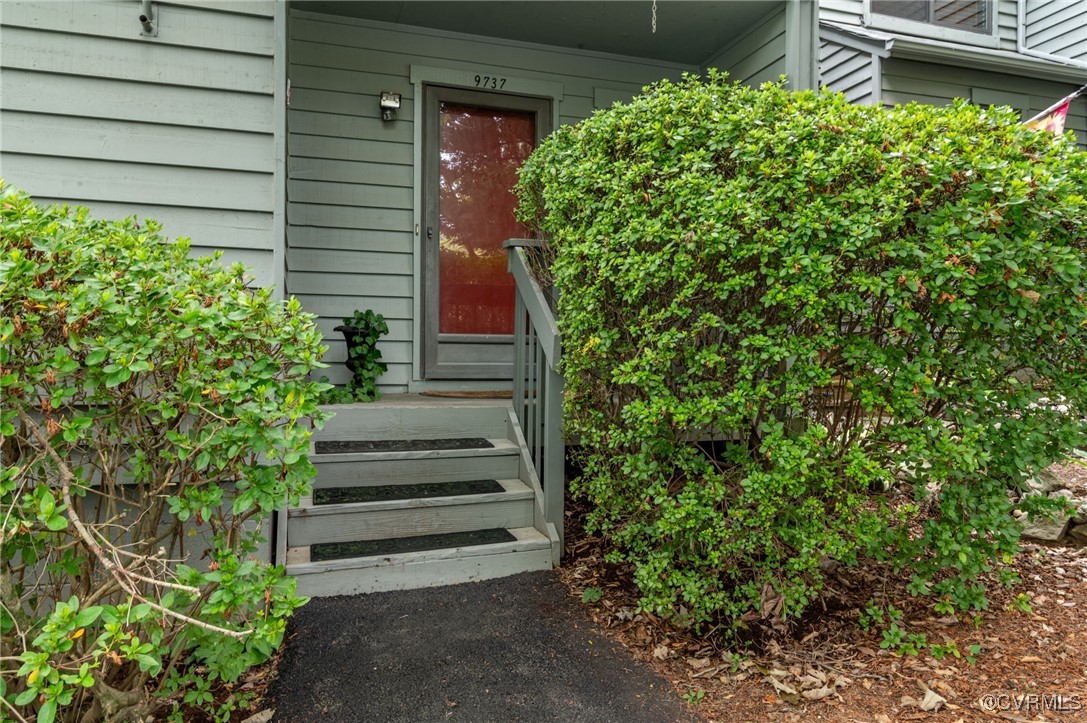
[
  {"xmin": 314, "ymin": 437, "xmax": 494, "ymax": 454},
  {"xmin": 310, "ymin": 528, "xmax": 516, "ymax": 562},
  {"xmin": 313, "ymin": 479, "xmax": 505, "ymax": 505}
]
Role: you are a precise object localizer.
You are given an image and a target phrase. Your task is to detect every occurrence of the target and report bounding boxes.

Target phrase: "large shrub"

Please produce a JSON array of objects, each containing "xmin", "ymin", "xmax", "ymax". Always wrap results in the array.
[
  {"xmin": 515, "ymin": 73, "xmax": 1087, "ymax": 630},
  {"xmin": 0, "ymin": 186, "xmax": 328, "ymax": 721}
]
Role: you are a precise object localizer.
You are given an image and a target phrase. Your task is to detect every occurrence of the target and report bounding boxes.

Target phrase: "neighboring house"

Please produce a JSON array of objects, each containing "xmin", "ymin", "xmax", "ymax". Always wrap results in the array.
[
  {"xmin": 819, "ymin": 0, "xmax": 1086, "ymax": 143},
  {"xmin": 1, "ymin": 0, "xmax": 1083, "ymax": 595}
]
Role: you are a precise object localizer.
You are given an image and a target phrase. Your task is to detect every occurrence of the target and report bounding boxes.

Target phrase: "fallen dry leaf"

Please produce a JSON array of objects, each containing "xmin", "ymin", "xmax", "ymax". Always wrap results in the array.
[
  {"xmin": 766, "ymin": 676, "xmax": 799, "ymax": 697},
  {"xmin": 919, "ymin": 689, "xmax": 947, "ymax": 712},
  {"xmin": 801, "ymin": 685, "xmax": 835, "ymax": 701}
]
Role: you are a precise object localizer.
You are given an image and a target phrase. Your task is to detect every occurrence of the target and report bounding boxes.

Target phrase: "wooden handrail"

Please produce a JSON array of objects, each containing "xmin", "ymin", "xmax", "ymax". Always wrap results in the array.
[
  {"xmin": 506, "ymin": 240, "xmax": 565, "ymax": 549},
  {"xmin": 507, "ymin": 246, "xmax": 561, "ymax": 369}
]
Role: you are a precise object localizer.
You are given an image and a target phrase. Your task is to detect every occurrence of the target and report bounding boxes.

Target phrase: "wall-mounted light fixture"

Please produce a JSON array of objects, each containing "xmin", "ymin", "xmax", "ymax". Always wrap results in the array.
[
  {"xmin": 139, "ymin": 0, "xmax": 157, "ymax": 36},
  {"xmin": 380, "ymin": 92, "xmax": 402, "ymax": 122}
]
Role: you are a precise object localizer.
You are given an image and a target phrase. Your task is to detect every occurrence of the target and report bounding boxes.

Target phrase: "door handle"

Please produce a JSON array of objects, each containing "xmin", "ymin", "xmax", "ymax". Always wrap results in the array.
[{"xmin": 426, "ymin": 226, "xmax": 434, "ymax": 240}]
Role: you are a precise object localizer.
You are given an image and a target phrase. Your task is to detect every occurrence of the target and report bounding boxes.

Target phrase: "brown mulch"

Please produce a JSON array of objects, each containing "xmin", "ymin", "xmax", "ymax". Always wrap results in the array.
[{"xmin": 556, "ymin": 463, "xmax": 1087, "ymax": 723}]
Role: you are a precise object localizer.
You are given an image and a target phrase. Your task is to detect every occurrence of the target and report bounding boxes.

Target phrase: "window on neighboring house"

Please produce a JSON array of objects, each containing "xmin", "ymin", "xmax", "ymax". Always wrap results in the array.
[{"xmin": 871, "ymin": 0, "xmax": 993, "ymax": 35}]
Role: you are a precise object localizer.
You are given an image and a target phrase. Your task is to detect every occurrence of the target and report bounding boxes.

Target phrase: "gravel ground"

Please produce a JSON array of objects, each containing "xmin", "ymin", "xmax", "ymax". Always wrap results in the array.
[{"xmin": 268, "ymin": 571, "xmax": 700, "ymax": 723}]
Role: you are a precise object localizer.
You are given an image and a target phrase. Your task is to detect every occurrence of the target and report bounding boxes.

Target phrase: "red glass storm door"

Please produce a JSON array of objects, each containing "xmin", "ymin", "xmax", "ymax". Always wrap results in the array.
[
  {"xmin": 423, "ymin": 87, "xmax": 550, "ymax": 379},
  {"xmin": 438, "ymin": 103, "xmax": 534, "ymax": 335}
]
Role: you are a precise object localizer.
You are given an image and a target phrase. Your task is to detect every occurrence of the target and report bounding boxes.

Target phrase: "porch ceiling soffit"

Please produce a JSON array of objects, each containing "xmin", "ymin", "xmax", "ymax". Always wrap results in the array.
[
  {"xmin": 290, "ymin": 0, "xmax": 780, "ymax": 66},
  {"xmin": 821, "ymin": 20, "xmax": 1087, "ymax": 83}
]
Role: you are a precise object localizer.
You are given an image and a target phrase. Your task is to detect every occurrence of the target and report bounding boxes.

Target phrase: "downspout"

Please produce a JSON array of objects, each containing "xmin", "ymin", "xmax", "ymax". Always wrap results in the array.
[{"xmin": 139, "ymin": 0, "xmax": 154, "ymax": 34}]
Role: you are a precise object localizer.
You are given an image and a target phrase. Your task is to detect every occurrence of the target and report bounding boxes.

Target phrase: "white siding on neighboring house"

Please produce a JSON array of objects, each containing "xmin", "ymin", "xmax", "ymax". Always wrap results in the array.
[
  {"xmin": 286, "ymin": 11, "xmax": 698, "ymax": 390},
  {"xmin": 1023, "ymin": 0, "xmax": 1087, "ymax": 64},
  {"xmin": 881, "ymin": 57, "xmax": 1087, "ymax": 147},
  {"xmin": 820, "ymin": 38, "xmax": 879, "ymax": 103},
  {"xmin": 0, "ymin": 0, "xmax": 280, "ymax": 287},
  {"xmin": 703, "ymin": 6, "xmax": 788, "ymax": 86}
]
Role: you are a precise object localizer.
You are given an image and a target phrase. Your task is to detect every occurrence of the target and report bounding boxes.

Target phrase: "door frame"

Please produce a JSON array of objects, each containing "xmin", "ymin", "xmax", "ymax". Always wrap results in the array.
[{"xmin": 420, "ymin": 84, "xmax": 552, "ymax": 380}]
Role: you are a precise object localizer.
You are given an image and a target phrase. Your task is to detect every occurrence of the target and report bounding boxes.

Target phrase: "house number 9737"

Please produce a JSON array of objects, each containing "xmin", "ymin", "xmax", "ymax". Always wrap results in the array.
[{"xmin": 474, "ymin": 75, "xmax": 507, "ymax": 89}]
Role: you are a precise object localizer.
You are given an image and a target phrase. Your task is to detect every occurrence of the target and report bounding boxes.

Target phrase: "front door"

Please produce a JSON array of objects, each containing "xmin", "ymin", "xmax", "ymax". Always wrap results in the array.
[{"xmin": 422, "ymin": 86, "xmax": 550, "ymax": 379}]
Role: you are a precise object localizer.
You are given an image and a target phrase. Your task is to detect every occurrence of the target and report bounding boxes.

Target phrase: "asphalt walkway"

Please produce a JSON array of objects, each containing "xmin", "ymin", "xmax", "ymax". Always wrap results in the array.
[{"xmin": 268, "ymin": 570, "xmax": 700, "ymax": 722}]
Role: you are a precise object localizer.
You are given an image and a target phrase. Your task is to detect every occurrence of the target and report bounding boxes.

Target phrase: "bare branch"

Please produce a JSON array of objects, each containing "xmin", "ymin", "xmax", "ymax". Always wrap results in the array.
[{"xmin": 19, "ymin": 412, "xmax": 252, "ymax": 639}]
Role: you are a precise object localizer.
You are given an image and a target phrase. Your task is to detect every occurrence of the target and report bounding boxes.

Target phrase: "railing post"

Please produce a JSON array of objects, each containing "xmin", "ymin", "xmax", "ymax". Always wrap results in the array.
[{"xmin": 543, "ymin": 366, "xmax": 564, "ymax": 546}]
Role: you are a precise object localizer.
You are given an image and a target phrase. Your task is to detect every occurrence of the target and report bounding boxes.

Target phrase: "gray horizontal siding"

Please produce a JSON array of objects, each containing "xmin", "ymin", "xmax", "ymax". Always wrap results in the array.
[
  {"xmin": 996, "ymin": 0, "xmax": 1020, "ymax": 50},
  {"xmin": 819, "ymin": 0, "xmax": 865, "ymax": 25},
  {"xmin": 702, "ymin": 7, "xmax": 788, "ymax": 86},
  {"xmin": 0, "ymin": 69, "xmax": 273, "ymax": 132},
  {"xmin": 0, "ymin": 0, "xmax": 278, "ymax": 286},
  {"xmin": 1, "ymin": 0, "xmax": 274, "ymax": 54},
  {"xmin": 881, "ymin": 58, "xmax": 1087, "ymax": 147},
  {"xmin": 1024, "ymin": 0, "xmax": 1087, "ymax": 63},
  {"xmin": 1, "ymin": 25, "xmax": 271, "ymax": 93},
  {"xmin": 820, "ymin": 39, "xmax": 877, "ymax": 104},
  {"xmin": 287, "ymin": 10, "xmax": 695, "ymax": 390},
  {"xmin": 3, "ymin": 111, "xmax": 272, "ymax": 173}
]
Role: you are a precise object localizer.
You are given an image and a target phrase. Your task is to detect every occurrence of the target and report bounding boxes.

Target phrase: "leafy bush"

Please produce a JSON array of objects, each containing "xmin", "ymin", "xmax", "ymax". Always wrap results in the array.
[
  {"xmin": 515, "ymin": 72, "xmax": 1087, "ymax": 630},
  {"xmin": 321, "ymin": 309, "xmax": 389, "ymax": 403},
  {"xmin": 0, "ymin": 185, "xmax": 329, "ymax": 721}
]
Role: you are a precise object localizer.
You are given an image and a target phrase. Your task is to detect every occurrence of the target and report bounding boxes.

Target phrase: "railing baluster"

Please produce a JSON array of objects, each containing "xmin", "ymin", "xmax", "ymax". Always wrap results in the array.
[
  {"xmin": 527, "ymin": 324, "xmax": 537, "ymax": 454},
  {"xmin": 513, "ymin": 292, "xmax": 527, "ymax": 428},
  {"xmin": 534, "ymin": 340, "xmax": 544, "ymax": 483}
]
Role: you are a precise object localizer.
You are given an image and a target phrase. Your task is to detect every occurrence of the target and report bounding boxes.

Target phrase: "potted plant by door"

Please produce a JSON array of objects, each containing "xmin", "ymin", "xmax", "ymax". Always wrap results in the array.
[{"xmin": 332, "ymin": 309, "xmax": 389, "ymax": 402}]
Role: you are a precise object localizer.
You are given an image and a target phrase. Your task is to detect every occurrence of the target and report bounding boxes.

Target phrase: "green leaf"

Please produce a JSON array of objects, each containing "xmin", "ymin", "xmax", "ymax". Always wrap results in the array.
[{"xmin": 37, "ymin": 698, "xmax": 57, "ymax": 723}]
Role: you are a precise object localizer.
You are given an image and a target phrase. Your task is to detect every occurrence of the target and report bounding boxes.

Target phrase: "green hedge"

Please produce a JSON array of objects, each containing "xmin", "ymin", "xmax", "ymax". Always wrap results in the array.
[
  {"xmin": 515, "ymin": 73, "xmax": 1087, "ymax": 630},
  {"xmin": 1, "ymin": 186, "xmax": 328, "ymax": 720}
]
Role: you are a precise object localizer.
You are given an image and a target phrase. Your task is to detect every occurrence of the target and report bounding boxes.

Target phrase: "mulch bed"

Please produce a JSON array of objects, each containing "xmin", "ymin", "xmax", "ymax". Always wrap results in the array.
[{"xmin": 555, "ymin": 468, "xmax": 1087, "ymax": 723}]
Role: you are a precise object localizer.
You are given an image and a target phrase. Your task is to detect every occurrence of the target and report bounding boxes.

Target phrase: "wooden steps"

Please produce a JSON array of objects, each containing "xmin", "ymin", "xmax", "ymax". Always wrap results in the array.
[
  {"xmin": 288, "ymin": 479, "xmax": 533, "ymax": 546},
  {"xmin": 287, "ymin": 527, "xmax": 553, "ymax": 596},
  {"xmin": 286, "ymin": 399, "xmax": 559, "ymax": 596}
]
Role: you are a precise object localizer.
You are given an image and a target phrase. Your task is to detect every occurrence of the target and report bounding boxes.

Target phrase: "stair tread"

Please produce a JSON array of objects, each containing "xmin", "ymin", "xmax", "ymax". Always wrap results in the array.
[
  {"xmin": 291, "ymin": 479, "xmax": 531, "ymax": 515},
  {"xmin": 311, "ymin": 437, "xmax": 517, "ymax": 463},
  {"xmin": 314, "ymin": 437, "xmax": 493, "ymax": 454},
  {"xmin": 313, "ymin": 478, "xmax": 506, "ymax": 505},
  {"xmin": 286, "ymin": 527, "xmax": 549, "ymax": 573}
]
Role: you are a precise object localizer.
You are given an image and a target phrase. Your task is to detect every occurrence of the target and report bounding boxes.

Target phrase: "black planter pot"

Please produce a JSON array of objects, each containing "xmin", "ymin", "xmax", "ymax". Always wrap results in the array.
[{"xmin": 334, "ymin": 325, "xmax": 366, "ymax": 377}]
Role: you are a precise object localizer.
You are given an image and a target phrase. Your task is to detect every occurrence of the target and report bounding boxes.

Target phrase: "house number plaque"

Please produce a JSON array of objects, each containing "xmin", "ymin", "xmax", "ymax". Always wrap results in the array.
[{"xmin": 474, "ymin": 75, "xmax": 507, "ymax": 89}]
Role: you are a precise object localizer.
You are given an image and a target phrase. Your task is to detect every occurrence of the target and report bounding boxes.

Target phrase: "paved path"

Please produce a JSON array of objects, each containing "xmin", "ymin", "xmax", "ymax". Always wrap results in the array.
[{"xmin": 268, "ymin": 571, "xmax": 700, "ymax": 723}]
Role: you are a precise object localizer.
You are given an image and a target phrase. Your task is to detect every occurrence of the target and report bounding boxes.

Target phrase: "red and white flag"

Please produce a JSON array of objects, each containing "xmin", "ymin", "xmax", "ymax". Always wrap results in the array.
[
  {"xmin": 1025, "ymin": 100, "xmax": 1070, "ymax": 135},
  {"xmin": 1024, "ymin": 82, "xmax": 1086, "ymax": 135}
]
